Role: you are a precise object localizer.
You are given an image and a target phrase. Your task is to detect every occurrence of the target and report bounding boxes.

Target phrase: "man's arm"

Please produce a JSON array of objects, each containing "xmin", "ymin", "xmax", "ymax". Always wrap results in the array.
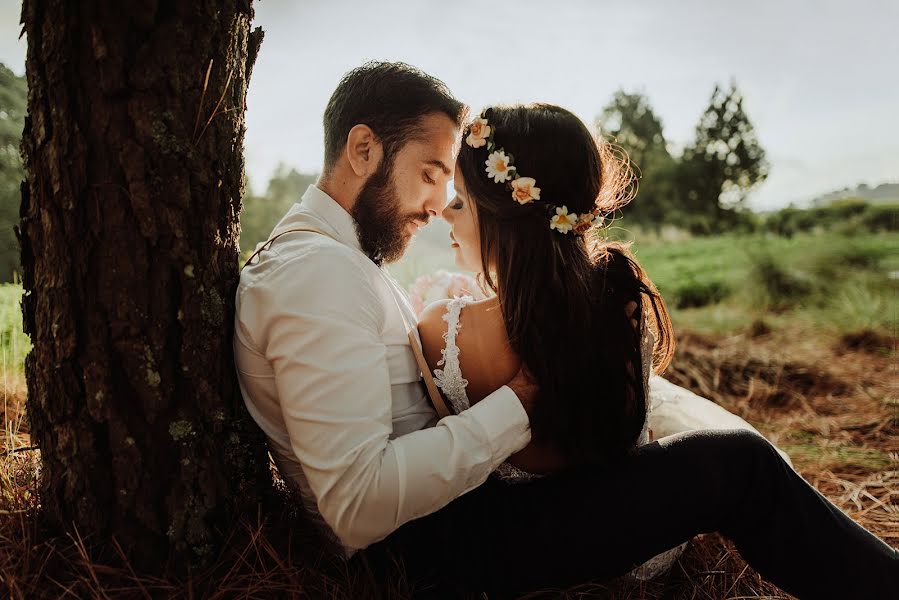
[{"xmin": 237, "ymin": 247, "xmax": 531, "ymax": 550}]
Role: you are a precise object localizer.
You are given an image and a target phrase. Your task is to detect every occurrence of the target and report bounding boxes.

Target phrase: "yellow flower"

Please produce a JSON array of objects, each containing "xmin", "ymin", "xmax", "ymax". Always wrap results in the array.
[
  {"xmin": 510, "ymin": 177, "xmax": 541, "ymax": 205},
  {"xmin": 550, "ymin": 206, "xmax": 578, "ymax": 234},
  {"xmin": 485, "ymin": 150, "xmax": 514, "ymax": 183},
  {"xmin": 465, "ymin": 117, "xmax": 491, "ymax": 148}
]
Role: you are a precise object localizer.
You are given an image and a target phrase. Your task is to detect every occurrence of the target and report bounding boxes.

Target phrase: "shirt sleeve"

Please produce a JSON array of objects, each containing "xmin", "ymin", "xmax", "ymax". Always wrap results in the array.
[{"xmin": 237, "ymin": 245, "xmax": 531, "ymax": 550}]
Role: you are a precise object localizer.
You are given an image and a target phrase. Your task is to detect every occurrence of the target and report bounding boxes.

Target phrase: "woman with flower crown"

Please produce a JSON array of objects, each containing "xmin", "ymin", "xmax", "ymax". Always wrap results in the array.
[
  {"xmin": 407, "ymin": 103, "xmax": 899, "ymax": 595},
  {"xmin": 417, "ymin": 103, "xmax": 687, "ymax": 580},
  {"xmin": 420, "ymin": 107, "xmax": 672, "ymax": 475}
]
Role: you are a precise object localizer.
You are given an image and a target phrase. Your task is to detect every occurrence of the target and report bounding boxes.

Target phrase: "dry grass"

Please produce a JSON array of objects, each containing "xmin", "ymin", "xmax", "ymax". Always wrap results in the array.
[{"xmin": 1, "ymin": 328, "xmax": 897, "ymax": 599}]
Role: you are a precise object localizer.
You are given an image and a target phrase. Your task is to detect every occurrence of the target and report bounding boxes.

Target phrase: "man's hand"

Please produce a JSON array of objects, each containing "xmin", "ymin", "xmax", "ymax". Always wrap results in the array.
[{"xmin": 508, "ymin": 364, "xmax": 539, "ymax": 416}]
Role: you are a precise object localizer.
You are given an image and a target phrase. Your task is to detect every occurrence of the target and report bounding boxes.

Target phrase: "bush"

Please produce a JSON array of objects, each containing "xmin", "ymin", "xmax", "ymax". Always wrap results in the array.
[
  {"xmin": 859, "ymin": 203, "xmax": 899, "ymax": 232},
  {"xmin": 748, "ymin": 252, "xmax": 814, "ymax": 311},
  {"xmin": 672, "ymin": 278, "xmax": 731, "ymax": 309},
  {"xmin": 831, "ymin": 243, "xmax": 886, "ymax": 269},
  {"xmin": 746, "ymin": 318, "xmax": 773, "ymax": 337},
  {"xmin": 811, "ymin": 237, "xmax": 891, "ymax": 281},
  {"xmin": 763, "ymin": 199, "xmax": 899, "ymax": 237},
  {"xmin": 825, "ymin": 197, "xmax": 870, "ymax": 222},
  {"xmin": 838, "ymin": 329, "xmax": 895, "ymax": 355}
]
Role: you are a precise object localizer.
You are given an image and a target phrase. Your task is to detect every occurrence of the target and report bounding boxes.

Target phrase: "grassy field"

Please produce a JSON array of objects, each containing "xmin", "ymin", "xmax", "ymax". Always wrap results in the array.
[
  {"xmin": 631, "ymin": 231, "xmax": 898, "ymax": 336},
  {"xmin": 1, "ymin": 231, "xmax": 897, "ymax": 598},
  {"xmin": 395, "ymin": 228, "xmax": 898, "ymax": 336},
  {"xmin": 0, "ymin": 283, "xmax": 29, "ymax": 379}
]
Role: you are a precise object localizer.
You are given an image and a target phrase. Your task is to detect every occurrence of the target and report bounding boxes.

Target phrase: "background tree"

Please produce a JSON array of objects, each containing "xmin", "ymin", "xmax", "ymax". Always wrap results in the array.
[
  {"xmin": 240, "ymin": 163, "xmax": 318, "ymax": 254},
  {"xmin": 0, "ymin": 63, "xmax": 26, "ymax": 282},
  {"xmin": 598, "ymin": 90, "xmax": 677, "ymax": 229},
  {"xmin": 677, "ymin": 82, "xmax": 768, "ymax": 233},
  {"xmin": 18, "ymin": 0, "xmax": 272, "ymax": 570}
]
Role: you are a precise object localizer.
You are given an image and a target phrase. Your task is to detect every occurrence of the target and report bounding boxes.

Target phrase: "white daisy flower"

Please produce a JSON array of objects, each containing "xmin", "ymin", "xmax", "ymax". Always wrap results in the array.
[
  {"xmin": 485, "ymin": 150, "xmax": 514, "ymax": 183},
  {"xmin": 550, "ymin": 206, "xmax": 577, "ymax": 234},
  {"xmin": 510, "ymin": 177, "xmax": 541, "ymax": 205},
  {"xmin": 465, "ymin": 118, "xmax": 491, "ymax": 148}
]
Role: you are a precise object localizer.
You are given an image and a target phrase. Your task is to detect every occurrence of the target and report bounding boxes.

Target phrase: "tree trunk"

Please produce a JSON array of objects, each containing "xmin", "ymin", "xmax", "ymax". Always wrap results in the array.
[{"xmin": 17, "ymin": 0, "xmax": 272, "ymax": 569}]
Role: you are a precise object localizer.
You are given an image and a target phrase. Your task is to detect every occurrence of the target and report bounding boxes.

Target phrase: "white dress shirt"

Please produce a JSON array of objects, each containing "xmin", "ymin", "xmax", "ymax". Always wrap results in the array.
[{"xmin": 233, "ymin": 184, "xmax": 531, "ymax": 554}]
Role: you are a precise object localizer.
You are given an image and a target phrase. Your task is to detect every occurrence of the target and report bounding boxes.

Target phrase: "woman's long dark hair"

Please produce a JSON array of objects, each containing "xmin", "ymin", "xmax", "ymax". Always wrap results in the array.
[{"xmin": 458, "ymin": 104, "xmax": 674, "ymax": 466}]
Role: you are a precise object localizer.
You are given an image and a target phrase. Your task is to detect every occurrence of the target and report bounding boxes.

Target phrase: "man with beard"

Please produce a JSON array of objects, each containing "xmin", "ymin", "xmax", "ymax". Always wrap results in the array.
[
  {"xmin": 233, "ymin": 62, "xmax": 899, "ymax": 598},
  {"xmin": 235, "ymin": 61, "xmax": 535, "ymax": 554}
]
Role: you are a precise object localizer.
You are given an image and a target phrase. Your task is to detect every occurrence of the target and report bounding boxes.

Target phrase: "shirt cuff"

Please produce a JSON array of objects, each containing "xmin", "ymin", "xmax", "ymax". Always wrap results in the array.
[{"xmin": 465, "ymin": 385, "xmax": 532, "ymax": 458}]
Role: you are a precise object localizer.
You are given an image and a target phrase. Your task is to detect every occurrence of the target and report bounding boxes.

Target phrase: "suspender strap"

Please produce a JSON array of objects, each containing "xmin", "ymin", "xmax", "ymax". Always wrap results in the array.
[
  {"xmin": 396, "ymin": 303, "xmax": 453, "ymax": 419},
  {"xmin": 242, "ymin": 227, "xmax": 453, "ymax": 419},
  {"xmin": 242, "ymin": 227, "xmax": 331, "ymax": 270}
]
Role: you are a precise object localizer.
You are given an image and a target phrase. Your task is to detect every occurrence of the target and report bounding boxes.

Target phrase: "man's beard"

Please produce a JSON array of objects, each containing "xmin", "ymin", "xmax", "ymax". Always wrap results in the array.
[{"xmin": 351, "ymin": 159, "xmax": 429, "ymax": 267}]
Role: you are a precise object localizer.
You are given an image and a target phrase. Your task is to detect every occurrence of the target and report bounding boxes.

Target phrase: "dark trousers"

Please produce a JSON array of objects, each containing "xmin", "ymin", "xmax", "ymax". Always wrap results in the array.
[{"xmin": 354, "ymin": 429, "xmax": 899, "ymax": 599}]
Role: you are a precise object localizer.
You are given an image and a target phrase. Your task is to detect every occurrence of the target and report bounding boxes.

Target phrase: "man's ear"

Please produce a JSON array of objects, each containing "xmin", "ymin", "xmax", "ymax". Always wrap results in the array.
[{"xmin": 345, "ymin": 124, "xmax": 384, "ymax": 177}]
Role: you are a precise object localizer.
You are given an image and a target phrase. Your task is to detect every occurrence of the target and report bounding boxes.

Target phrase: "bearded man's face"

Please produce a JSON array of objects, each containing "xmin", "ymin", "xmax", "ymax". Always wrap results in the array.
[{"xmin": 352, "ymin": 112, "xmax": 460, "ymax": 265}]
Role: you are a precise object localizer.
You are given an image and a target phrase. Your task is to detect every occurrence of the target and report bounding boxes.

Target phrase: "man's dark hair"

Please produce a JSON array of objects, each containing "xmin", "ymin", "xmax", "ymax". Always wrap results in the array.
[{"xmin": 322, "ymin": 61, "xmax": 468, "ymax": 174}]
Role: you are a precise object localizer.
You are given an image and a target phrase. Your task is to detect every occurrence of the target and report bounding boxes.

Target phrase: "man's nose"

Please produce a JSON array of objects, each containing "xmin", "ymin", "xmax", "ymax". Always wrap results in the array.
[{"xmin": 425, "ymin": 186, "xmax": 447, "ymax": 217}]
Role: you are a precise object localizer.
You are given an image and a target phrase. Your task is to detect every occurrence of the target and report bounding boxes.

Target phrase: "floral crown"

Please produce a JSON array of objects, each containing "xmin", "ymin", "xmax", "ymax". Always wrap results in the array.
[{"xmin": 464, "ymin": 114, "xmax": 602, "ymax": 235}]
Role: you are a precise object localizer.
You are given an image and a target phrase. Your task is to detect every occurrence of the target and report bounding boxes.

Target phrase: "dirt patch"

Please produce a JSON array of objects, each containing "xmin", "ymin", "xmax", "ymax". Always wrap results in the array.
[
  {"xmin": 837, "ymin": 328, "xmax": 897, "ymax": 355},
  {"xmin": 1, "ymin": 384, "xmax": 28, "ymax": 435},
  {"xmin": 665, "ymin": 331, "xmax": 850, "ymax": 413}
]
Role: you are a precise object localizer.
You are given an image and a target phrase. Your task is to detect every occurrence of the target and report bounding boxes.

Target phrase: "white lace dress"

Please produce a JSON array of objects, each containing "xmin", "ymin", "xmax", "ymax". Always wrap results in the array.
[{"xmin": 431, "ymin": 295, "xmax": 687, "ymax": 581}]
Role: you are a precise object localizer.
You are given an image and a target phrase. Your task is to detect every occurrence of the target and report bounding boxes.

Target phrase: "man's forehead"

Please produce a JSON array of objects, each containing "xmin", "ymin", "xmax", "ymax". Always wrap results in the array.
[
  {"xmin": 412, "ymin": 113, "xmax": 463, "ymax": 163},
  {"xmin": 406, "ymin": 141, "xmax": 460, "ymax": 176}
]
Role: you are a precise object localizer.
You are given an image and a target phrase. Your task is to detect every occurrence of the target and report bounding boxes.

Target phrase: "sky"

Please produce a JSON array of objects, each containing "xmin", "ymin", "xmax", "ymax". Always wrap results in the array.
[{"xmin": 1, "ymin": 0, "xmax": 897, "ymax": 210}]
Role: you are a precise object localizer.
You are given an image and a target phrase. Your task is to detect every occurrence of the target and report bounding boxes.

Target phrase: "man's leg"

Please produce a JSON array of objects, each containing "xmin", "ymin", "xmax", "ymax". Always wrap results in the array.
[{"xmin": 360, "ymin": 428, "xmax": 898, "ymax": 599}]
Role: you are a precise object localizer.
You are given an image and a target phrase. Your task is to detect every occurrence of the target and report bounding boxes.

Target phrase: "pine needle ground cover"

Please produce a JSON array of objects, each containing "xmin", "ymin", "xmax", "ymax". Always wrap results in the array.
[{"xmin": 2, "ymin": 231, "xmax": 897, "ymax": 599}]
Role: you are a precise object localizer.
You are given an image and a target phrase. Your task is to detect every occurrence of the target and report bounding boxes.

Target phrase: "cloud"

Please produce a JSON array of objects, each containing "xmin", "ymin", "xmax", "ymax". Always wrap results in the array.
[{"xmin": 3, "ymin": 0, "xmax": 897, "ymax": 208}]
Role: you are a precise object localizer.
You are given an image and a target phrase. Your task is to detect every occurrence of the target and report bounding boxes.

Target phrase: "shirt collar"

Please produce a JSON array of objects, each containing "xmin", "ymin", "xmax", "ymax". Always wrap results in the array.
[{"xmin": 298, "ymin": 184, "xmax": 363, "ymax": 253}]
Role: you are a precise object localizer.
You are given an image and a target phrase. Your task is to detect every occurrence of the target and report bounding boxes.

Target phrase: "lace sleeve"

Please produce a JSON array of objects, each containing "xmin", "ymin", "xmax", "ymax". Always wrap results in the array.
[{"xmin": 432, "ymin": 296, "xmax": 474, "ymax": 414}]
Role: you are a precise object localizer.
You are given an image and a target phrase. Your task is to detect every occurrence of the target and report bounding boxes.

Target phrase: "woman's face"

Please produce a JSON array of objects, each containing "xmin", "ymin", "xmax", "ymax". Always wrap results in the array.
[{"xmin": 442, "ymin": 166, "xmax": 483, "ymax": 273}]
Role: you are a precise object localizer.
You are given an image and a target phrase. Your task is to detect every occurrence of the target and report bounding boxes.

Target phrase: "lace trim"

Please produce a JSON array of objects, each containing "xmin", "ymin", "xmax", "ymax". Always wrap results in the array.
[
  {"xmin": 493, "ymin": 461, "xmax": 539, "ymax": 482},
  {"xmin": 637, "ymin": 313, "xmax": 656, "ymax": 445},
  {"xmin": 432, "ymin": 296, "xmax": 474, "ymax": 415},
  {"xmin": 628, "ymin": 541, "xmax": 689, "ymax": 581}
]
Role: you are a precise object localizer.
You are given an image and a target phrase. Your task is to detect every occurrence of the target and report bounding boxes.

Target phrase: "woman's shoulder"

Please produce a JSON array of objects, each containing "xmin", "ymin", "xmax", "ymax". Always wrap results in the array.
[
  {"xmin": 456, "ymin": 299, "xmax": 521, "ymax": 401},
  {"xmin": 418, "ymin": 298, "xmax": 453, "ymax": 330},
  {"xmin": 417, "ymin": 295, "xmax": 519, "ymax": 403},
  {"xmin": 417, "ymin": 297, "xmax": 474, "ymax": 366},
  {"xmin": 418, "ymin": 296, "xmax": 473, "ymax": 333}
]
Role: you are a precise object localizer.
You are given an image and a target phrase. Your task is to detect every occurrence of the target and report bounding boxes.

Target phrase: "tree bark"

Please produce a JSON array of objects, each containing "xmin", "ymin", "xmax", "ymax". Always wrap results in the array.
[{"xmin": 17, "ymin": 0, "xmax": 272, "ymax": 569}]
